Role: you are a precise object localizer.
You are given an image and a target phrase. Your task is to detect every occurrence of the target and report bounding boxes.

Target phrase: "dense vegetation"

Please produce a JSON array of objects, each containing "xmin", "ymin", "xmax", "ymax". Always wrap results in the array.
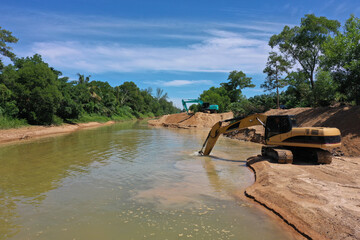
[
  {"xmin": 195, "ymin": 14, "xmax": 360, "ymax": 116},
  {"xmin": 0, "ymin": 29, "xmax": 179, "ymax": 127}
]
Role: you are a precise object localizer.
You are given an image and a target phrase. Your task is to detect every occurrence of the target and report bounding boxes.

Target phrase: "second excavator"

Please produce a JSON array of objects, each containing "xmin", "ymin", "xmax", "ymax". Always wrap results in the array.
[{"xmin": 199, "ymin": 114, "xmax": 341, "ymax": 164}]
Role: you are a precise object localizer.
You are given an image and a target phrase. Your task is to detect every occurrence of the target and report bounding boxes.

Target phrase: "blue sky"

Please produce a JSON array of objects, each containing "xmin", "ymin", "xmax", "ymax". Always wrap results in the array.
[{"xmin": 1, "ymin": 0, "xmax": 359, "ymax": 107}]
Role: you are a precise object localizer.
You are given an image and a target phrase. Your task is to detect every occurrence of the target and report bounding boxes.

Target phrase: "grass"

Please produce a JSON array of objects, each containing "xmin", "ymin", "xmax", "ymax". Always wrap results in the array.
[{"xmin": 0, "ymin": 116, "xmax": 29, "ymax": 129}]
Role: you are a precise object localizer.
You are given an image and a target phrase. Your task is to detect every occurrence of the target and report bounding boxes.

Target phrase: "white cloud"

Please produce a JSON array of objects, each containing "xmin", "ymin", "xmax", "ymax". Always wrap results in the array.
[
  {"xmin": 30, "ymin": 31, "xmax": 270, "ymax": 74},
  {"xmin": 7, "ymin": 10, "xmax": 282, "ymax": 75},
  {"xmin": 156, "ymin": 80, "xmax": 213, "ymax": 87}
]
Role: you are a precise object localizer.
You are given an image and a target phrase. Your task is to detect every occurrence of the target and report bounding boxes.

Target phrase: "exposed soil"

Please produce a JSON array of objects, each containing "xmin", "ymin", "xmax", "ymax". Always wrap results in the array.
[
  {"xmin": 148, "ymin": 112, "xmax": 233, "ymax": 128},
  {"xmin": 245, "ymin": 155, "xmax": 360, "ymax": 240},
  {"xmin": 0, "ymin": 121, "xmax": 115, "ymax": 144}
]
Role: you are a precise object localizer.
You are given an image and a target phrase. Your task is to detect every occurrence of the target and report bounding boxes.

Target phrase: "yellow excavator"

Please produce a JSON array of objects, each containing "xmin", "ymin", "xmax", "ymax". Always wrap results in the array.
[{"xmin": 199, "ymin": 114, "xmax": 341, "ymax": 164}]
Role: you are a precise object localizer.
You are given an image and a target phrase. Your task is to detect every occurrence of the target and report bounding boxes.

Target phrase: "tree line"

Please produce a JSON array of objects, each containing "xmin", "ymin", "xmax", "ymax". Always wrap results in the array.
[
  {"xmin": 0, "ymin": 28, "xmax": 179, "ymax": 127},
  {"xmin": 195, "ymin": 14, "xmax": 360, "ymax": 116}
]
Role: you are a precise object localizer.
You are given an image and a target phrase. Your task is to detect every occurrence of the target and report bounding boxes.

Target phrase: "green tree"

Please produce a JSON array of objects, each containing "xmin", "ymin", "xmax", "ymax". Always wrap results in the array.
[
  {"xmin": 261, "ymin": 52, "xmax": 291, "ymax": 109},
  {"xmin": 313, "ymin": 70, "xmax": 338, "ymax": 106},
  {"xmin": 221, "ymin": 70, "xmax": 254, "ymax": 102},
  {"xmin": 282, "ymin": 71, "xmax": 312, "ymax": 107},
  {"xmin": 77, "ymin": 73, "xmax": 91, "ymax": 85},
  {"xmin": 0, "ymin": 83, "xmax": 18, "ymax": 117},
  {"xmin": 56, "ymin": 77, "xmax": 82, "ymax": 121},
  {"xmin": 0, "ymin": 27, "xmax": 18, "ymax": 69},
  {"xmin": 200, "ymin": 86, "xmax": 231, "ymax": 113},
  {"xmin": 322, "ymin": 15, "xmax": 360, "ymax": 105},
  {"xmin": 6, "ymin": 54, "xmax": 63, "ymax": 124},
  {"xmin": 248, "ymin": 94, "xmax": 277, "ymax": 111},
  {"xmin": 269, "ymin": 14, "xmax": 340, "ymax": 89},
  {"xmin": 88, "ymin": 81, "xmax": 117, "ymax": 116},
  {"xmin": 118, "ymin": 81, "xmax": 144, "ymax": 115},
  {"xmin": 229, "ymin": 94, "xmax": 277, "ymax": 117},
  {"xmin": 155, "ymin": 88, "xmax": 168, "ymax": 100}
]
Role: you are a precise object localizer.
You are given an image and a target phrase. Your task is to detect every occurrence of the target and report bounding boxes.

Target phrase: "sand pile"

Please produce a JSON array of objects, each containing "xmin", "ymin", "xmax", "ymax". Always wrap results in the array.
[
  {"xmin": 148, "ymin": 112, "xmax": 233, "ymax": 129},
  {"xmin": 226, "ymin": 106, "xmax": 360, "ymax": 157}
]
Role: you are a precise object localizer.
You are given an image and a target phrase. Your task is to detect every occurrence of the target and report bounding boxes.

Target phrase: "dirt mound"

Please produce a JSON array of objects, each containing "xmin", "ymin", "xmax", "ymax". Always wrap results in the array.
[
  {"xmin": 148, "ymin": 112, "xmax": 233, "ymax": 129},
  {"xmin": 226, "ymin": 106, "xmax": 360, "ymax": 157}
]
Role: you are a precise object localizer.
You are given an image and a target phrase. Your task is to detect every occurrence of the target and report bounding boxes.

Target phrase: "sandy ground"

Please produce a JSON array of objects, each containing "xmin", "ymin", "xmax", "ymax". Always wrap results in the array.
[
  {"xmin": 245, "ymin": 155, "xmax": 360, "ymax": 240},
  {"xmin": 148, "ymin": 107, "xmax": 360, "ymax": 239},
  {"xmin": 0, "ymin": 121, "xmax": 115, "ymax": 144},
  {"xmin": 148, "ymin": 112, "xmax": 233, "ymax": 128}
]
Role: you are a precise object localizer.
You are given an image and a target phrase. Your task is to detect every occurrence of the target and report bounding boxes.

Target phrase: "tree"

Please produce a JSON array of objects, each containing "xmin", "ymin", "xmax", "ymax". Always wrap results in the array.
[
  {"xmin": 56, "ymin": 77, "xmax": 82, "ymax": 121},
  {"xmin": 77, "ymin": 73, "xmax": 91, "ymax": 85},
  {"xmin": 313, "ymin": 70, "xmax": 338, "ymax": 106},
  {"xmin": 118, "ymin": 81, "xmax": 144, "ymax": 114},
  {"xmin": 0, "ymin": 27, "xmax": 18, "ymax": 69},
  {"xmin": 261, "ymin": 52, "xmax": 291, "ymax": 109},
  {"xmin": 282, "ymin": 71, "xmax": 312, "ymax": 107},
  {"xmin": 6, "ymin": 54, "xmax": 63, "ymax": 124},
  {"xmin": 200, "ymin": 86, "xmax": 231, "ymax": 113},
  {"xmin": 156, "ymin": 88, "xmax": 168, "ymax": 100},
  {"xmin": 322, "ymin": 15, "xmax": 360, "ymax": 105},
  {"xmin": 221, "ymin": 70, "xmax": 255, "ymax": 102},
  {"xmin": 269, "ymin": 14, "xmax": 340, "ymax": 89}
]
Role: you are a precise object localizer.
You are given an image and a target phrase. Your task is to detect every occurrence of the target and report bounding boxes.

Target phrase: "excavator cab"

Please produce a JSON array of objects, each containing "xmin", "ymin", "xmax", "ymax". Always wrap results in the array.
[{"xmin": 265, "ymin": 115, "xmax": 296, "ymax": 140}]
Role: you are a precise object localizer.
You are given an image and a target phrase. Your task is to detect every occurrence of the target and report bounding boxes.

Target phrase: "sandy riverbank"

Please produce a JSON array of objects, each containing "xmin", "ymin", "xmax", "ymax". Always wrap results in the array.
[
  {"xmin": 0, "ymin": 121, "xmax": 115, "ymax": 144},
  {"xmin": 245, "ymin": 155, "xmax": 360, "ymax": 240}
]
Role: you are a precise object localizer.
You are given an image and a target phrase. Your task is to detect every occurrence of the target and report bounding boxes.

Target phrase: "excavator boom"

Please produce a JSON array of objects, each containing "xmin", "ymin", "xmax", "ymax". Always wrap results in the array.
[{"xmin": 199, "ymin": 114, "xmax": 267, "ymax": 155}]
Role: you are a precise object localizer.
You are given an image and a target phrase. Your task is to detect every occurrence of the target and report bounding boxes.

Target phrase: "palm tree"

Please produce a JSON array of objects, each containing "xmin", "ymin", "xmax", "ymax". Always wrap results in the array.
[
  {"xmin": 156, "ymin": 88, "xmax": 168, "ymax": 100},
  {"xmin": 77, "ymin": 73, "xmax": 91, "ymax": 85}
]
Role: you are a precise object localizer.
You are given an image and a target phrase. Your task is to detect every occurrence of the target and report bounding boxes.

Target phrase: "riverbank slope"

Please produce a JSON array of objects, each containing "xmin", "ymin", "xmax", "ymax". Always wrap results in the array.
[
  {"xmin": 246, "ymin": 155, "xmax": 360, "ymax": 240},
  {"xmin": 0, "ymin": 121, "xmax": 115, "ymax": 144}
]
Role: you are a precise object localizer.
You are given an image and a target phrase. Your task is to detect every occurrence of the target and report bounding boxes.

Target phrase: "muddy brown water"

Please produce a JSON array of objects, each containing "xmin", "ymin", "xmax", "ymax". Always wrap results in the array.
[{"xmin": 0, "ymin": 121, "xmax": 294, "ymax": 239}]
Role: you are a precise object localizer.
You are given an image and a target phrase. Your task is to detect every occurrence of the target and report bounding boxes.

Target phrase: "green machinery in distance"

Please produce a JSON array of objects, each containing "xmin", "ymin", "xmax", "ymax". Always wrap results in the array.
[{"xmin": 182, "ymin": 99, "xmax": 219, "ymax": 115}]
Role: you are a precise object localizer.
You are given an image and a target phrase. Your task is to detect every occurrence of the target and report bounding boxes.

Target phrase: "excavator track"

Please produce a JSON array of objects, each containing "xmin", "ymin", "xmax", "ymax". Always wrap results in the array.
[
  {"xmin": 261, "ymin": 146, "xmax": 293, "ymax": 164},
  {"xmin": 315, "ymin": 149, "xmax": 332, "ymax": 164},
  {"xmin": 290, "ymin": 148, "xmax": 333, "ymax": 164}
]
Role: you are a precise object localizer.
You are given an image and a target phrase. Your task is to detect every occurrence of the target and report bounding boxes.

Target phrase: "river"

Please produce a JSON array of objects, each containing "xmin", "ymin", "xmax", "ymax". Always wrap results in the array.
[{"xmin": 0, "ymin": 121, "xmax": 294, "ymax": 239}]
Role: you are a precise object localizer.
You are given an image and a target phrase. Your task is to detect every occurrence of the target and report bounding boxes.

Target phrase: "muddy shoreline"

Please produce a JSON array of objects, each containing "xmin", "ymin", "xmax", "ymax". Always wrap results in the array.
[{"xmin": 0, "ymin": 121, "xmax": 115, "ymax": 145}]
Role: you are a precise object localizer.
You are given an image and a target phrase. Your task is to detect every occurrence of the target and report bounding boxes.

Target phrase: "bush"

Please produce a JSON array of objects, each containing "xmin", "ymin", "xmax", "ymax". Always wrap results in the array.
[{"xmin": 0, "ymin": 116, "xmax": 28, "ymax": 129}]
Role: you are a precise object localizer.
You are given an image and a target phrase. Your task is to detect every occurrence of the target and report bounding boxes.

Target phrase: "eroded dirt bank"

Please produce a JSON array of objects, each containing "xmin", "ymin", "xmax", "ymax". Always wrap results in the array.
[
  {"xmin": 148, "ymin": 111, "xmax": 233, "ymax": 128},
  {"xmin": 0, "ymin": 121, "xmax": 115, "ymax": 144},
  {"xmin": 245, "ymin": 156, "xmax": 360, "ymax": 240}
]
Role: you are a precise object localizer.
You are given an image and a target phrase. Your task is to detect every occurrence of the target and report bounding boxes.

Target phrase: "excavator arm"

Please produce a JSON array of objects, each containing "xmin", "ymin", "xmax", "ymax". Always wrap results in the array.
[
  {"xmin": 199, "ymin": 113, "xmax": 267, "ymax": 156},
  {"xmin": 182, "ymin": 99, "xmax": 204, "ymax": 115}
]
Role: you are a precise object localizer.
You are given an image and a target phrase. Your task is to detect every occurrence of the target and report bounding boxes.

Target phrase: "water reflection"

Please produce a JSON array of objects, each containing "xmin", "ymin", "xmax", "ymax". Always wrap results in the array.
[{"xmin": 0, "ymin": 121, "xmax": 143, "ymax": 238}]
